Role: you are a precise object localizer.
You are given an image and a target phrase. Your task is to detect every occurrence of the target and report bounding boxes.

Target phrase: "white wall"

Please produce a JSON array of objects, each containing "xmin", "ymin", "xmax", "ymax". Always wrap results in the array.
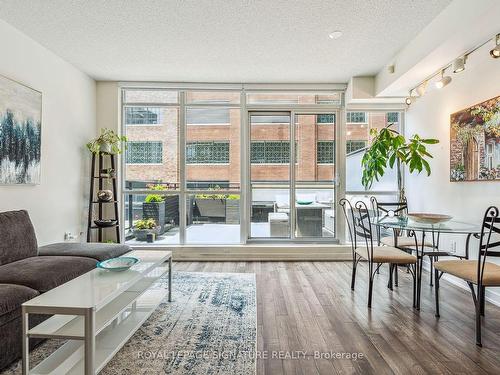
[
  {"xmin": 405, "ymin": 43, "xmax": 500, "ymax": 304},
  {"xmin": 0, "ymin": 19, "xmax": 96, "ymax": 245}
]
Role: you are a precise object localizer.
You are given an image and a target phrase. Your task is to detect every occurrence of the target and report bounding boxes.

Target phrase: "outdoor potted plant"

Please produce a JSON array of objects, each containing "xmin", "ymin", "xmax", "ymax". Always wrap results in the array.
[
  {"xmin": 133, "ymin": 218, "xmax": 160, "ymax": 241},
  {"xmin": 86, "ymin": 128, "xmax": 128, "ymax": 154},
  {"xmin": 142, "ymin": 184, "xmax": 167, "ymax": 233},
  {"xmin": 361, "ymin": 123, "xmax": 439, "ymax": 202},
  {"xmin": 194, "ymin": 186, "xmax": 226, "ymax": 220}
]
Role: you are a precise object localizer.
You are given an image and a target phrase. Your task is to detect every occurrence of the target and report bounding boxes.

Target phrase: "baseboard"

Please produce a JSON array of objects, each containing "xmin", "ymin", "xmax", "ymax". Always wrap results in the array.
[{"xmin": 129, "ymin": 244, "xmax": 352, "ymax": 261}]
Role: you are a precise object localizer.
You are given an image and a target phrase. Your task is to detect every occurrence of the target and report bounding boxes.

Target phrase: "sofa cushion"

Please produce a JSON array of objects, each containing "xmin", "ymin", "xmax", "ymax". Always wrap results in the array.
[
  {"xmin": 38, "ymin": 242, "xmax": 131, "ymax": 262},
  {"xmin": 0, "ymin": 256, "xmax": 97, "ymax": 293},
  {"xmin": 0, "ymin": 210, "xmax": 37, "ymax": 266},
  {"xmin": 0, "ymin": 284, "xmax": 39, "ymax": 326}
]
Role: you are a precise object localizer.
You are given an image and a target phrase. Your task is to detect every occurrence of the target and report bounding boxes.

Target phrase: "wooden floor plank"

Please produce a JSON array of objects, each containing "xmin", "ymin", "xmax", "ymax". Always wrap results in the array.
[{"xmin": 172, "ymin": 261, "xmax": 500, "ymax": 374}]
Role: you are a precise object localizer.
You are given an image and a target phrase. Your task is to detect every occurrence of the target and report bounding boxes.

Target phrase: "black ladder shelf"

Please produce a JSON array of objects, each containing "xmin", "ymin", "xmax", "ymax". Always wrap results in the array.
[{"xmin": 87, "ymin": 153, "xmax": 120, "ymax": 243}]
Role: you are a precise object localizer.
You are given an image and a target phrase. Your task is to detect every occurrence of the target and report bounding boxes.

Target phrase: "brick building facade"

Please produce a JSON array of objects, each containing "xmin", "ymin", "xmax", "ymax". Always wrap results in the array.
[{"xmin": 124, "ymin": 91, "xmax": 396, "ymax": 188}]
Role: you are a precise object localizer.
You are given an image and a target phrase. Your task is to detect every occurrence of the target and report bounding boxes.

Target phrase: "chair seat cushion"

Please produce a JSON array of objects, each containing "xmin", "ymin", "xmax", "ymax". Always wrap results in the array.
[
  {"xmin": 0, "ymin": 256, "xmax": 97, "ymax": 293},
  {"xmin": 355, "ymin": 246, "xmax": 417, "ymax": 264},
  {"xmin": 38, "ymin": 242, "xmax": 131, "ymax": 262},
  {"xmin": 0, "ymin": 284, "xmax": 39, "ymax": 326},
  {"xmin": 381, "ymin": 236, "xmax": 434, "ymax": 248},
  {"xmin": 434, "ymin": 260, "xmax": 500, "ymax": 286}
]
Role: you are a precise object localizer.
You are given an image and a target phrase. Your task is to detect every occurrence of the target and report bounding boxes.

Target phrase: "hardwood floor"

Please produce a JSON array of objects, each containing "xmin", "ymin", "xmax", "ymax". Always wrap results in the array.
[{"xmin": 174, "ymin": 261, "xmax": 500, "ymax": 375}]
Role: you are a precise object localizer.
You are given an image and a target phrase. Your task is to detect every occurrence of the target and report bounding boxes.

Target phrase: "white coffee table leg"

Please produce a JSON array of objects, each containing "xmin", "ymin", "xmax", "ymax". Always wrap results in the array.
[
  {"xmin": 84, "ymin": 308, "xmax": 95, "ymax": 375},
  {"xmin": 22, "ymin": 306, "xmax": 29, "ymax": 375}
]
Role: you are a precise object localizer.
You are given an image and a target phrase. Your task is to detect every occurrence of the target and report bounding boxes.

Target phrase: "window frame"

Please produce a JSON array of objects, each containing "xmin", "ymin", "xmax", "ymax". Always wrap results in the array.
[{"xmin": 121, "ymin": 85, "xmax": 367, "ymax": 246}]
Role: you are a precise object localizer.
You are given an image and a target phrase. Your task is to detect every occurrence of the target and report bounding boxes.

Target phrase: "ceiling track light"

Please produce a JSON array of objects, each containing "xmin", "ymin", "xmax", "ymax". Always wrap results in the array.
[
  {"xmin": 405, "ymin": 91, "xmax": 413, "ymax": 106},
  {"xmin": 452, "ymin": 56, "xmax": 466, "ymax": 73},
  {"xmin": 416, "ymin": 81, "xmax": 427, "ymax": 96},
  {"xmin": 490, "ymin": 33, "xmax": 500, "ymax": 58},
  {"xmin": 435, "ymin": 70, "xmax": 452, "ymax": 89},
  {"xmin": 410, "ymin": 33, "xmax": 498, "ymax": 99}
]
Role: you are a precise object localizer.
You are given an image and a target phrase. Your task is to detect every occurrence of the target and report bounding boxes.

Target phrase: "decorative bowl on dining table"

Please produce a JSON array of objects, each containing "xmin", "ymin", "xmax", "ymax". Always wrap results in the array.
[
  {"xmin": 407, "ymin": 213, "xmax": 452, "ymax": 224},
  {"xmin": 97, "ymin": 257, "xmax": 140, "ymax": 271}
]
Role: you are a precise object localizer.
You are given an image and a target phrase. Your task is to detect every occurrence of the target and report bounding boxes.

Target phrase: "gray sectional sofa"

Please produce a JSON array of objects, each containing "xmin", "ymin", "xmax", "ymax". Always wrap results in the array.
[{"xmin": 0, "ymin": 210, "xmax": 131, "ymax": 370}]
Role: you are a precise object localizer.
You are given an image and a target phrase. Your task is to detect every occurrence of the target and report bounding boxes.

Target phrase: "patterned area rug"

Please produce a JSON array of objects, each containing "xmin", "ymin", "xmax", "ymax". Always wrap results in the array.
[{"xmin": 2, "ymin": 272, "xmax": 257, "ymax": 375}]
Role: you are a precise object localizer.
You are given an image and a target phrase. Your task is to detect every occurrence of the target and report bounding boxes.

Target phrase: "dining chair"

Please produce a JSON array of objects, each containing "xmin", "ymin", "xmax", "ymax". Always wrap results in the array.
[
  {"xmin": 370, "ymin": 196, "xmax": 438, "ymax": 286},
  {"xmin": 434, "ymin": 206, "xmax": 500, "ymax": 346},
  {"xmin": 339, "ymin": 198, "xmax": 417, "ymax": 308}
]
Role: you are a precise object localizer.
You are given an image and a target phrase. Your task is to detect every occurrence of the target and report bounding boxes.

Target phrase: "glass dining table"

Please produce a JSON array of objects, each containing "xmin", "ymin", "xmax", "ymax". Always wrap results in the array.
[{"xmin": 373, "ymin": 215, "xmax": 482, "ymax": 310}]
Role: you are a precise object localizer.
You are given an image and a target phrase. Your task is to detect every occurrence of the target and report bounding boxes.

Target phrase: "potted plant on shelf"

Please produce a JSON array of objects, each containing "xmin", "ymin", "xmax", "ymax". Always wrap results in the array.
[
  {"xmin": 86, "ymin": 128, "xmax": 128, "ymax": 154},
  {"xmin": 361, "ymin": 123, "xmax": 439, "ymax": 202},
  {"xmin": 133, "ymin": 218, "xmax": 160, "ymax": 241}
]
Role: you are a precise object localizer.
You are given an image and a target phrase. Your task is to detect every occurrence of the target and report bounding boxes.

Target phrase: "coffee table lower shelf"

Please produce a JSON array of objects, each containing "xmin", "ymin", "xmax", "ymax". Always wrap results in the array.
[{"xmin": 27, "ymin": 287, "xmax": 166, "ymax": 375}]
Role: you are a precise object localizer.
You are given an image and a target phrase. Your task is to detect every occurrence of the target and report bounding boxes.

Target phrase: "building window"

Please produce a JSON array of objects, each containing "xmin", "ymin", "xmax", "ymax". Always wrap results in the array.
[
  {"xmin": 387, "ymin": 112, "xmax": 399, "ymax": 123},
  {"xmin": 346, "ymin": 111, "xmax": 367, "ymax": 123},
  {"xmin": 316, "ymin": 114, "xmax": 335, "ymax": 124},
  {"xmin": 186, "ymin": 141, "xmax": 230, "ymax": 164},
  {"xmin": 317, "ymin": 141, "xmax": 334, "ymax": 164},
  {"xmin": 126, "ymin": 141, "xmax": 163, "ymax": 164},
  {"xmin": 251, "ymin": 115, "xmax": 290, "ymax": 124},
  {"xmin": 186, "ymin": 108, "xmax": 230, "ymax": 125},
  {"xmin": 346, "ymin": 140, "xmax": 367, "ymax": 154},
  {"xmin": 251, "ymin": 141, "xmax": 290, "ymax": 164},
  {"xmin": 125, "ymin": 107, "xmax": 161, "ymax": 125}
]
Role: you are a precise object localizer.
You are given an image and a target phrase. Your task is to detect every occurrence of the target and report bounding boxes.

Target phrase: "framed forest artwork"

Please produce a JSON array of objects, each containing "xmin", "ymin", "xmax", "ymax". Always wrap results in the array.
[
  {"xmin": 0, "ymin": 74, "xmax": 41, "ymax": 184},
  {"xmin": 450, "ymin": 95, "xmax": 500, "ymax": 182}
]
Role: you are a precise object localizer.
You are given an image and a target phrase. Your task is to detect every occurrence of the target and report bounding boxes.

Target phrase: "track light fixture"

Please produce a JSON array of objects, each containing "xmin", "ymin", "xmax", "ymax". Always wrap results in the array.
[
  {"xmin": 452, "ymin": 56, "xmax": 466, "ymax": 73},
  {"xmin": 416, "ymin": 81, "xmax": 427, "ymax": 96},
  {"xmin": 435, "ymin": 70, "xmax": 452, "ymax": 89},
  {"xmin": 490, "ymin": 34, "xmax": 500, "ymax": 58},
  {"xmin": 410, "ymin": 33, "xmax": 498, "ymax": 99}
]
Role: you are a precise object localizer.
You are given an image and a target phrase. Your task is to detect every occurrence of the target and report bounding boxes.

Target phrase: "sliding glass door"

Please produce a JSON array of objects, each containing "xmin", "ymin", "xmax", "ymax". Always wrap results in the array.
[
  {"xmin": 249, "ymin": 112, "xmax": 291, "ymax": 238},
  {"xmin": 248, "ymin": 111, "xmax": 337, "ymax": 241}
]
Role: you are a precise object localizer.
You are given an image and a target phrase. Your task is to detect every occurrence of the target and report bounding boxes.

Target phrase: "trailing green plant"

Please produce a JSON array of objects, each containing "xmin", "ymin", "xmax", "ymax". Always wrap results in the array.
[
  {"xmin": 86, "ymin": 128, "xmax": 128, "ymax": 154},
  {"xmin": 134, "ymin": 218, "xmax": 157, "ymax": 230},
  {"xmin": 361, "ymin": 124, "xmax": 439, "ymax": 201}
]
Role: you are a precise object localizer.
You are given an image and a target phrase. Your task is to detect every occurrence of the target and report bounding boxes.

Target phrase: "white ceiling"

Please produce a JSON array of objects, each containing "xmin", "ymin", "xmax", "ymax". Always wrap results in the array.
[{"xmin": 0, "ymin": 0, "xmax": 452, "ymax": 83}]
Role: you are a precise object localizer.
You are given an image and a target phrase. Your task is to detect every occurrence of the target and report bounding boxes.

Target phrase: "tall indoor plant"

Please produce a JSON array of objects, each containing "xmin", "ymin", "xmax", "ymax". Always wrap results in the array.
[{"xmin": 361, "ymin": 124, "xmax": 439, "ymax": 202}]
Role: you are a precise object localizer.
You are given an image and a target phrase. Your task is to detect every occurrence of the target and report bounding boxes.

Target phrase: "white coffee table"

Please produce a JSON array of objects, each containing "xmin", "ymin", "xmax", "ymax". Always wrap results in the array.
[{"xmin": 21, "ymin": 250, "xmax": 172, "ymax": 375}]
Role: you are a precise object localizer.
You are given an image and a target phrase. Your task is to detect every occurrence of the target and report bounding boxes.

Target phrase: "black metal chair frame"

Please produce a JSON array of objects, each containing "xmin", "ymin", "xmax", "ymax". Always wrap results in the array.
[
  {"xmin": 340, "ymin": 198, "xmax": 417, "ymax": 308},
  {"xmin": 370, "ymin": 196, "xmax": 447, "ymax": 287},
  {"xmin": 434, "ymin": 206, "xmax": 500, "ymax": 346}
]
